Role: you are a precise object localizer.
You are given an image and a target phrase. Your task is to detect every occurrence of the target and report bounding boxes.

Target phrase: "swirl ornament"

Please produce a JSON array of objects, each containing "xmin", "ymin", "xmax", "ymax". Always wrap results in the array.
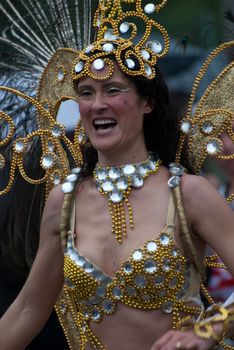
[{"xmin": 72, "ymin": 0, "xmax": 170, "ymax": 82}]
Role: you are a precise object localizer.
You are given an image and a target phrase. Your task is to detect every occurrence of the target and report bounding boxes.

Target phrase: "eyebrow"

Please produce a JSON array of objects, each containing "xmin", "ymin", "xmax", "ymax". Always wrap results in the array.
[{"xmin": 77, "ymin": 81, "xmax": 129, "ymax": 89}]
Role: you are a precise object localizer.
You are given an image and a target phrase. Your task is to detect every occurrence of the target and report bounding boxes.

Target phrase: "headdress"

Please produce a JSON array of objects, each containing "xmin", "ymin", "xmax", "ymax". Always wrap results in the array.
[{"xmin": 72, "ymin": 0, "xmax": 169, "ymax": 82}]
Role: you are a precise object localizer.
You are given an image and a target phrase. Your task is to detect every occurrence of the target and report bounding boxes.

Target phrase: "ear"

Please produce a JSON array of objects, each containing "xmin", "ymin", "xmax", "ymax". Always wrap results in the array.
[{"xmin": 142, "ymin": 98, "xmax": 153, "ymax": 115}]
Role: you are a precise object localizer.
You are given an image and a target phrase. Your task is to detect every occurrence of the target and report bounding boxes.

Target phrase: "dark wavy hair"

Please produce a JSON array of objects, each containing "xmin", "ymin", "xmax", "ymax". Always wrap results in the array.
[{"xmin": 80, "ymin": 66, "xmax": 181, "ymax": 177}]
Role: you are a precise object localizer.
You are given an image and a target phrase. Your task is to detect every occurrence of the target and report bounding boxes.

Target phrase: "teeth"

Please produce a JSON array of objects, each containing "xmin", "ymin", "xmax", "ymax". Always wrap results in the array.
[{"xmin": 94, "ymin": 119, "xmax": 116, "ymax": 126}]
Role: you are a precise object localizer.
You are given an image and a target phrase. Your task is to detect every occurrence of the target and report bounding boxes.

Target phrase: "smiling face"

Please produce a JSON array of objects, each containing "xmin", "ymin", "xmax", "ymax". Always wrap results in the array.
[{"xmin": 76, "ymin": 63, "xmax": 152, "ymax": 165}]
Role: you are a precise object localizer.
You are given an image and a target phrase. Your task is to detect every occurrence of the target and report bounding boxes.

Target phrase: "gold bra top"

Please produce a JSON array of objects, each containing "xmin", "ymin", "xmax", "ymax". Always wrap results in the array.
[{"xmin": 63, "ymin": 191, "xmax": 202, "ymax": 333}]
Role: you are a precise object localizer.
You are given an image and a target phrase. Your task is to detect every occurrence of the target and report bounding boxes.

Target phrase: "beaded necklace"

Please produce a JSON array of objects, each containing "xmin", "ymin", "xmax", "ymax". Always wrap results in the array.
[{"xmin": 93, "ymin": 153, "xmax": 160, "ymax": 243}]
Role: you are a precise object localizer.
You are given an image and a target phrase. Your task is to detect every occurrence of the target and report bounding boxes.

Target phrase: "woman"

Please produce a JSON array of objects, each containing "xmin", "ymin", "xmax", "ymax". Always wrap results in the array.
[{"xmin": 0, "ymin": 55, "xmax": 234, "ymax": 349}]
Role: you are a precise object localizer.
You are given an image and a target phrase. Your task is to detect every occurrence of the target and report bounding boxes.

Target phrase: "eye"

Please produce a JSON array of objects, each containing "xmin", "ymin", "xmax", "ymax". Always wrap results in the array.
[
  {"xmin": 107, "ymin": 86, "xmax": 130, "ymax": 94},
  {"xmin": 77, "ymin": 89, "xmax": 93, "ymax": 98}
]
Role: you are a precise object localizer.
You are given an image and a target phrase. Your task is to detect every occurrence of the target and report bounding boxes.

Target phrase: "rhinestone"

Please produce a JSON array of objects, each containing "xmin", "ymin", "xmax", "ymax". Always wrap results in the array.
[
  {"xmin": 85, "ymin": 44, "xmax": 94, "ymax": 54},
  {"xmin": 14, "ymin": 140, "xmax": 26, "ymax": 153},
  {"xmin": 109, "ymin": 168, "xmax": 121, "ymax": 180},
  {"xmin": 65, "ymin": 277, "xmax": 74, "ymax": 289},
  {"xmin": 91, "ymin": 309, "xmax": 101, "ymax": 321},
  {"xmin": 89, "ymin": 296, "xmax": 100, "ymax": 305},
  {"xmin": 109, "ymin": 190, "xmax": 123, "ymax": 203},
  {"xmin": 142, "ymin": 294, "xmax": 151, "ymax": 301},
  {"xmin": 101, "ymin": 277, "xmax": 113, "ymax": 287},
  {"xmin": 131, "ymin": 175, "xmax": 144, "ymax": 188},
  {"xmin": 154, "ymin": 275, "xmax": 165, "ymax": 285},
  {"xmin": 102, "ymin": 180, "xmax": 114, "ymax": 192},
  {"xmin": 60, "ymin": 303, "xmax": 67, "ymax": 314},
  {"xmin": 163, "ymin": 301, "xmax": 174, "ymax": 314},
  {"xmin": 163, "ymin": 258, "xmax": 171, "ymax": 272},
  {"xmin": 181, "ymin": 120, "xmax": 192, "ymax": 133},
  {"xmin": 202, "ymin": 121, "xmax": 214, "ymax": 134},
  {"xmin": 96, "ymin": 286, "xmax": 106, "ymax": 298},
  {"xmin": 160, "ymin": 233, "xmax": 170, "ymax": 245},
  {"xmin": 148, "ymin": 160, "xmax": 156, "ymax": 170},
  {"xmin": 96, "ymin": 16, "xmax": 101, "ymax": 27},
  {"xmin": 144, "ymin": 3, "xmax": 156, "ymax": 14},
  {"xmin": 170, "ymin": 276, "xmax": 178, "ymax": 288},
  {"xmin": 84, "ymin": 262, "xmax": 94, "ymax": 273},
  {"xmin": 41, "ymin": 153, "xmax": 55, "ymax": 169},
  {"xmin": 132, "ymin": 250, "xmax": 143, "ymax": 261},
  {"xmin": 147, "ymin": 40, "xmax": 162, "ymax": 54},
  {"xmin": 116, "ymin": 177, "xmax": 128, "ymax": 190},
  {"xmin": 206, "ymin": 140, "xmax": 222, "ymax": 155},
  {"xmin": 93, "ymin": 58, "xmax": 105, "ymax": 70},
  {"xmin": 62, "ymin": 181, "xmax": 75, "ymax": 193},
  {"xmin": 125, "ymin": 58, "xmax": 135, "ymax": 69},
  {"xmin": 75, "ymin": 61, "xmax": 84, "ymax": 73},
  {"xmin": 138, "ymin": 164, "xmax": 148, "ymax": 176},
  {"xmin": 119, "ymin": 21, "xmax": 130, "ymax": 33},
  {"xmin": 96, "ymin": 168, "xmax": 108, "ymax": 181},
  {"xmin": 92, "ymin": 270, "xmax": 103, "ymax": 281},
  {"xmin": 144, "ymin": 259, "xmax": 157, "ymax": 273},
  {"xmin": 52, "ymin": 172, "xmax": 61, "ymax": 186},
  {"xmin": 72, "ymin": 167, "xmax": 81, "ymax": 175},
  {"xmin": 134, "ymin": 275, "xmax": 147, "ymax": 288},
  {"xmin": 52, "ymin": 124, "xmax": 64, "ymax": 138},
  {"xmin": 57, "ymin": 67, "xmax": 65, "ymax": 81},
  {"xmin": 76, "ymin": 256, "xmax": 85, "ymax": 267},
  {"xmin": 171, "ymin": 247, "xmax": 178, "ymax": 258},
  {"xmin": 126, "ymin": 286, "xmax": 137, "ymax": 296},
  {"xmin": 0, "ymin": 155, "xmax": 5, "ymax": 169},
  {"xmin": 102, "ymin": 43, "xmax": 114, "ymax": 52},
  {"xmin": 146, "ymin": 241, "xmax": 157, "ymax": 253},
  {"xmin": 66, "ymin": 173, "xmax": 78, "ymax": 182},
  {"xmin": 169, "ymin": 163, "xmax": 184, "ymax": 176},
  {"xmin": 192, "ymin": 124, "xmax": 199, "ymax": 135},
  {"xmin": 48, "ymin": 140, "xmax": 55, "ymax": 152},
  {"xmin": 123, "ymin": 262, "xmax": 133, "ymax": 274},
  {"xmin": 168, "ymin": 175, "xmax": 181, "ymax": 188},
  {"xmin": 104, "ymin": 29, "xmax": 118, "ymax": 40},
  {"xmin": 141, "ymin": 49, "xmax": 150, "ymax": 60},
  {"xmin": 122, "ymin": 164, "xmax": 135, "ymax": 175},
  {"xmin": 144, "ymin": 63, "xmax": 152, "ymax": 77},
  {"xmin": 112, "ymin": 286, "xmax": 122, "ymax": 299},
  {"xmin": 78, "ymin": 131, "xmax": 86, "ymax": 143},
  {"xmin": 158, "ymin": 290, "xmax": 166, "ymax": 298},
  {"xmin": 176, "ymin": 261, "xmax": 182, "ymax": 272},
  {"xmin": 102, "ymin": 300, "xmax": 114, "ymax": 313}
]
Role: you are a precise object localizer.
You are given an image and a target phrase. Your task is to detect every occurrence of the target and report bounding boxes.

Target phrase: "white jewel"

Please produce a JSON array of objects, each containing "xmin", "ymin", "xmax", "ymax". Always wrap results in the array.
[
  {"xmin": 122, "ymin": 164, "xmax": 135, "ymax": 175},
  {"xmin": 132, "ymin": 250, "xmax": 143, "ymax": 261},
  {"xmin": 202, "ymin": 121, "xmax": 214, "ymax": 134},
  {"xmin": 119, "ymin": 22, "xmax": 130, "ymax": 33},
  {"xmin": 75, "ymin": 61, "xmax": 84, "ymax": 73},
  {"xmin": 41, "ymin": 153, "xmax": 55, "ymax": 169},
  {"xmin": 131, "ymin": 175, "xmax": 144, "ymax": 188},
  {"xmin": 125, "ymin": 58, "xmax": 135, "ymax": 69},
  {"xmin": 144, "ymin": 3, "xmax": 156, "ymax": 14},
  {"xmin": 102, "ymin": 180, "xmax": 114, "ymax": 192},
  {"xmin": 116, "ymin": 177, "xmax": 128, "ymax": 190},
  {"xmin": 146, "ymin": 241, "xmax": 157, "ymax": 252},
  {"xmin": 109, "ymin": 190, "xmax": 123, "ymax": 203},
  {"xmin": 144, "ymin": 63, "xmax": 152, "ymax": 77},
  {"xmin": 141, "ymin": 49, "xmax": 150, "ymax": 60},
  {"xmin": 103, "ymin": 43, "xmax": 114, "ymax": 52},
  {"xmin": 52, "ymin": 124, "xmax": 64, "ymax": 138},
  {"xmin": 66, "ymin": 174, "xmax": 78, "ymax": 182},
  {"xmin": 147, "ymin": 40, "xmax": 163, "ymax": 54},
  {"xmin": 104, "ymin": 29, "xmax": 118, "ymax": 40},
  {"xmin": 14, "ymin": 140, "xmax": 26, "ymax": 153},
  {"xmin": 93, "ymin": 58, "xmax": 105, "ymax": 70},
  {"xmin": 181, "ymin": 120, "xmax": 192, "ymax": 134},
  {"xmin": 62, "ymin": 181, "xmax": 74, "ymax": 194},
  {"xmin": 85, "ymin": 45, "xmax": 94, "ymax": 54},
  {"xmin": 206, "ymin": 140, "xmax": 222, "ymax": 155},
  {"xmin": 57, "ymin": 68, "xmax": 65, "ymax": 81}
]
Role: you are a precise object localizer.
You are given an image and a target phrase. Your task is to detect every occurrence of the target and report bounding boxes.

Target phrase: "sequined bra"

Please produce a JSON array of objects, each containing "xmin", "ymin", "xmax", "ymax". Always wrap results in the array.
[{"xmin": 57, "ymin": 191, "xmax": 203, "ymax": 349}]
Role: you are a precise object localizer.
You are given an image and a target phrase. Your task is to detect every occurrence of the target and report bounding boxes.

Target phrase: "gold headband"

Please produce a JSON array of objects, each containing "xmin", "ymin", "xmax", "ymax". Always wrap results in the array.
[{"xmin": 72, "ymin": 0, "xmax": 170, "ymax": 82}]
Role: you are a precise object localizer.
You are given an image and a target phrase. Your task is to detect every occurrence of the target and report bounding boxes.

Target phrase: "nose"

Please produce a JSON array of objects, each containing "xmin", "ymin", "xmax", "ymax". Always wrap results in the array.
[{"xmin": 91, "ymin": 91, "xmax": 107, "ymax": 113}]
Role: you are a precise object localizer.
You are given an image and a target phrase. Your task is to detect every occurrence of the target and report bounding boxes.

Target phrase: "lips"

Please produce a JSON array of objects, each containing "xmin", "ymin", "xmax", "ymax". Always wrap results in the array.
[{"xmin": 93, "ymin": 118, "xmax": 117, "ymax": 130}]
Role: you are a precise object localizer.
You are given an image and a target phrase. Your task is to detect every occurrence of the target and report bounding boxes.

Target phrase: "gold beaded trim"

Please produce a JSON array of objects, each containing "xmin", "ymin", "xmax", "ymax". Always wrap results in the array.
[
  {"xmin": 0, "ymin": 86, "xmax": 83, "ymax": 199},
  {"xmin": 72, "ymin": 0, "xmax": 170, "ymax": 82}
]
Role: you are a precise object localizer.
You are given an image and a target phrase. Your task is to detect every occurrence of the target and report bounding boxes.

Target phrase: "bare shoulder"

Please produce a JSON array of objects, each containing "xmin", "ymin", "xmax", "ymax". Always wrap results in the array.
[
  {"xmin": 180, "ymin": 173, "xmax": 215, "ymax": 204},
  {"xmin": 40, "ymin": 185, "xmax": 65, "ymax": 236}
]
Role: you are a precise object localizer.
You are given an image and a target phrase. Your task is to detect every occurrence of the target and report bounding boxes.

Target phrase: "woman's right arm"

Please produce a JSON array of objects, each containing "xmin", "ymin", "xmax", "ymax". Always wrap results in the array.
[{"xmin": 0, "ymin": 186, "xmax": 65, "ymax": 350}]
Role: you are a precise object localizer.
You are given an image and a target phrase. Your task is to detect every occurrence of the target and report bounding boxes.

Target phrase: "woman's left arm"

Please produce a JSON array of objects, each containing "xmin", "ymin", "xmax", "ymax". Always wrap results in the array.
[{"xmin": 151, "ymin": 175, "xmax": 234, "ymax": 350}]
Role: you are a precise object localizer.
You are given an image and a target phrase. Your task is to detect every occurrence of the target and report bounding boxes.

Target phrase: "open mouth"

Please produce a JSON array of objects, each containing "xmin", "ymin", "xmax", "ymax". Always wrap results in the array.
[{"xmin": 93, "ymin": 119, "xmax": 117, "ymax": 131}]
